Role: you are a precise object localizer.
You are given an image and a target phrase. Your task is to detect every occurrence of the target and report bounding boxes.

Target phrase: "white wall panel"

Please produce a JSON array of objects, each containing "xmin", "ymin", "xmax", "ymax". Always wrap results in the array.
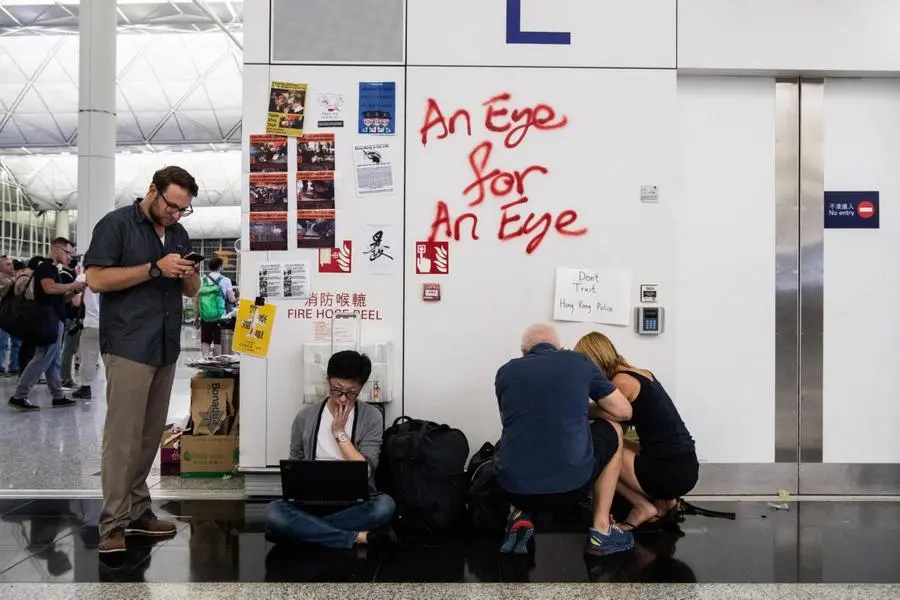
[
  {"xmin": 242, "ymin": 0, "xmax": 271, "ymax": 64},
  {"xmin": 408, "ymin": 0, "xmax": 675, "ymax": 68},
  {"xmin": 822, "ymin": 79, "xmax": 900, "ymax": 463},
  {"xmin": 679, "ymin": 0, "xmax": 900, "ymax": 73},
  {"xmin": 238, "ymin": 245, "xmax": 270, "ymax": 469},
  {"xmin": 405, "ymin": 67, "xmax": 677, "ymax": 451},
  {"xmin": 677, "ymin": 76, "xmax": 777, "ymax": 463}
]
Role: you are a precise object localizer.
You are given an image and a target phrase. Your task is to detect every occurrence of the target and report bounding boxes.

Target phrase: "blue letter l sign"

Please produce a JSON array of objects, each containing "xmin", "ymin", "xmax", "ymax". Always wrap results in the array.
[{"xmin": 506, "ymin": 0, "xmax": 572, "ymax": 45}]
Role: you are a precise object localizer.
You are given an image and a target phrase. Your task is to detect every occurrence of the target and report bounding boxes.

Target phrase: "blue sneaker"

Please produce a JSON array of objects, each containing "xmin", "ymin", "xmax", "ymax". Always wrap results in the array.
[
  {"xmin": 500, "ymin": 509, "xmax": 534, "ymax": 555},
  {"xmin": 585, "ymin": 525, "xmax": 635, "ymax": 557}
]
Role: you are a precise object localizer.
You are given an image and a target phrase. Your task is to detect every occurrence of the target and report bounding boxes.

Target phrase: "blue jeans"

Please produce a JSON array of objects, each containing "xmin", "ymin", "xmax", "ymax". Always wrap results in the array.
[
  {"xmin": 15, "ymin": 321, "xmax": 64, "ymax": 399},
  {"xmin": 0, "ymin": 329, "xmax": 21, "ymax": 372},
  {"xmin": 265, "ymin": 493, "xmax": 395, "ymax": 550}
]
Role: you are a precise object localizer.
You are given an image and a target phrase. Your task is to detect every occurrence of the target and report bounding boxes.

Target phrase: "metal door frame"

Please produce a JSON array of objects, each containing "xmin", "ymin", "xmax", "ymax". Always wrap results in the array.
[
  {"xmin": 692, "ymin": 78, "xmax": 900, "ymax": 495},
  {"xmin": 797, "ymin": 79, "xmax": 900, "ymax": 494}
]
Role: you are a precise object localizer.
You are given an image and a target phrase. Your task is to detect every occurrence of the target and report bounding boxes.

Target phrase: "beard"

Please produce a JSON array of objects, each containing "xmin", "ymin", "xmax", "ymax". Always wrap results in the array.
[{"xmin": 150, "ymin": 203, "xmax": 174, "ymax": 227}]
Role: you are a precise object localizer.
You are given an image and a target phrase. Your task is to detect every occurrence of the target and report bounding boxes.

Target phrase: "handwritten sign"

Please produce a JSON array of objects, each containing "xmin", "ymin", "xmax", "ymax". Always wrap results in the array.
[{"xmin": 553, "ymin": 268, "xmax": 631, "ymax": 326}]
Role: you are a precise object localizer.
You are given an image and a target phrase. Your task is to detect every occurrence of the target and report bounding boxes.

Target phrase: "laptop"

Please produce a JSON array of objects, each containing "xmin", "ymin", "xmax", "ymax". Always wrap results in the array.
[{"xmin": 279, "ymin": 460, "xmax": 370, "ymax": 508}]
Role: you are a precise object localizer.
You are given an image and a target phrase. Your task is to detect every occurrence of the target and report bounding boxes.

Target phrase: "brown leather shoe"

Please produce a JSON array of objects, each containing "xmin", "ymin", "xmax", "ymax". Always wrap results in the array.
[
  {"xmin": 125, "ymin": 511, "xmax": 177, "ymax": 537},
  {"xmin": 99, "ymin": 528, "xmax": 126, "ymax": 554}
]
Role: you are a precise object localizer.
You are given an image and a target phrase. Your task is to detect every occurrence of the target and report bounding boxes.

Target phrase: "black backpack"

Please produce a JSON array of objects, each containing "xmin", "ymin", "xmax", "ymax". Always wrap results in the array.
[
  {"xmin": 0, "ymin": 274, "xmax": 56, "ymax": 346},
  {"xmin": 376, "ymin": 416, "xmax": 470, "ymax": 533},
  {"xmin": 466, "ymin": 442, "xmax": 509, "ymax": 533}
]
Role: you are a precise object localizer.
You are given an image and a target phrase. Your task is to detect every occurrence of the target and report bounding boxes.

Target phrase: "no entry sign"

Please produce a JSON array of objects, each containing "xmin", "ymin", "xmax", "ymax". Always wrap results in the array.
[{"xmin": 824, "ymin": 191, "xmax": 880, "ymax": 230}]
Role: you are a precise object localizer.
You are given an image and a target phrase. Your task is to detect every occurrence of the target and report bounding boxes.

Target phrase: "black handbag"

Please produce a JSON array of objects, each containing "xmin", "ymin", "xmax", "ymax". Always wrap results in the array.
[{"xmin": 0, "ymin": 274, "xmax": 58, "ymax": 346}]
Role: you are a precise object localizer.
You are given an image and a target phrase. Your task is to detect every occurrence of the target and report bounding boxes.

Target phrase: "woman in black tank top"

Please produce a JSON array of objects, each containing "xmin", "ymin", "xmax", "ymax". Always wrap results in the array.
[{"xmin": 575, "ymin": 332, "xmax": 699, "ymax": 532}]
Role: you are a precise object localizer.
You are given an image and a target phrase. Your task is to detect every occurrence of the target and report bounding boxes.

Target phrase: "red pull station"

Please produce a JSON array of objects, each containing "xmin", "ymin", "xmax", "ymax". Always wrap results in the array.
[{"xmin": 423, "ymin": 283, "xmax": 441, "ymax": 302}]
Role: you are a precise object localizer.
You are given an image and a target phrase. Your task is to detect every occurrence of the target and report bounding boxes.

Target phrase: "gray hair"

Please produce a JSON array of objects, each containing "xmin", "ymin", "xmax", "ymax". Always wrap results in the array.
[{"xmin": 521, "ymin": 323, "xmax": 561, "ymax": 353}]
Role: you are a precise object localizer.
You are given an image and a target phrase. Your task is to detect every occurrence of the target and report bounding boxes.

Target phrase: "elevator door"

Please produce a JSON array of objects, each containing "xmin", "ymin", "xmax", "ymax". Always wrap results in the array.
[{"xmin": 797, "ymin": 79, "xmax": 900, "ymax": 494}]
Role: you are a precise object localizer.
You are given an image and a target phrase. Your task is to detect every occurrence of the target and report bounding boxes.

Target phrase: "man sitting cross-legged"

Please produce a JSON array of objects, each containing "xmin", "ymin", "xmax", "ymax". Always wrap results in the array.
[
  {"xmin": 265, "ymin": 350, "xmax": 396, "ymax": 549},
  {"xmin": 494, "ymin": 324, "xmax": 635, "ymax": 557}
]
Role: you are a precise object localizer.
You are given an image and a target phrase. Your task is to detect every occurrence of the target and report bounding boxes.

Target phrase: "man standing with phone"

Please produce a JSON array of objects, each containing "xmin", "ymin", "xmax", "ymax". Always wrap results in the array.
[{"xmin": 84, "ymin": 166, "xmax": 201, "ymax": 555}]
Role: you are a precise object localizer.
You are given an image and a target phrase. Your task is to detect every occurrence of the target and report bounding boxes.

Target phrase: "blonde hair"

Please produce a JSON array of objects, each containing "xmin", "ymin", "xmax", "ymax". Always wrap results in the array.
[{"xmin": 574, "ymin": 332, "xmax": 632, "ymax": 378}]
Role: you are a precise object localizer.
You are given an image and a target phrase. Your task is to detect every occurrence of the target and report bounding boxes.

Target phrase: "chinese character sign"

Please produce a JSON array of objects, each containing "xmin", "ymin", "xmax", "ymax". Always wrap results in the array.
[{"xmin": 233, "ymin": 299, "xmax": 276, "ymax": 358}]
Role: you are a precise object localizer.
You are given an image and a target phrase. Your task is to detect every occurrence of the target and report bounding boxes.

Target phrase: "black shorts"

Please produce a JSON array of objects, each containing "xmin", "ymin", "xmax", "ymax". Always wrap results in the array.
[
  {"xmin": 634, "ymin": 452, "xmax": 699, "ymax": 500},
  {"xmin": 200, "ymin": 321, "xmax": 222, "ymax": 345},
  {"xmin": 506, "ymin": 420, "xmax": 620, "ymax": 512}
]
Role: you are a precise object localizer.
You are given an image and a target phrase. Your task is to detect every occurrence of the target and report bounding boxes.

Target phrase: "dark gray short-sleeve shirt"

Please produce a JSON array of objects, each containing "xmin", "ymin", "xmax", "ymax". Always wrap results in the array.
[{"xmin": 83, "ymin": 200, "xmax": 192, "ymax": 367}]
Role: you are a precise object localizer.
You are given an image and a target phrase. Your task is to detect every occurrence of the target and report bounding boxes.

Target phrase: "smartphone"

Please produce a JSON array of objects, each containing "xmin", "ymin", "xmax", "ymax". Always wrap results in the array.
[{"xmin": 183, "ymin": 252, "xmax": 205, "ymax": 264}]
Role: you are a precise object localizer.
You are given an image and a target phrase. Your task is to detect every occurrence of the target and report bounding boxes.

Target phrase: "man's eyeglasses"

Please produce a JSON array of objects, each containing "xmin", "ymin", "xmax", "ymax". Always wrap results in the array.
[
  {"xmin": 330, "ymin": 387, "xmax": 359, "ymax": 400},
  {"xmin": 157, "ymin": 189, "xmax": 193, "ymax": 217},
  {"xmin": 53, "ymin": 245, "xmax": 73, "ymax": 256}
]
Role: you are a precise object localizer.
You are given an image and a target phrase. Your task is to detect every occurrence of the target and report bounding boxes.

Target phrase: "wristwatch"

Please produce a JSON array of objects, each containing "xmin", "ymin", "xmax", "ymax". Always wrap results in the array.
[
  {"xmin": 149, "ymin": 262, "xmax": 161, "ymax": 279},
  {"xmin": 335, "ymin": 431, "xmax": 350, "ymax": 444}
]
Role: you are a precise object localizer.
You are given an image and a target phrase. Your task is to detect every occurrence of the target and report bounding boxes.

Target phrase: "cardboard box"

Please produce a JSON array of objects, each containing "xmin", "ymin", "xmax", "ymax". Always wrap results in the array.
[
  {"xmin": 180, "ymin": 434, "xmax": 239, "ymax": 478},
  {"xmin": 190, "ymin": 375, "xmax": 236, "ymax": 435},
  {"xmin": 160, "ymin": 427, "xmax": 183, "ymax": 476}
]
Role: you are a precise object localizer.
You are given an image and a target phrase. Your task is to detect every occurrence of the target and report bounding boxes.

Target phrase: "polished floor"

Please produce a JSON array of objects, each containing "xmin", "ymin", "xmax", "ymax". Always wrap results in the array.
[
  {"xmin": 1, "ymin": 333, "xmax": 899, "ymax": 597},
  {"xmin": 0, "ymin": 497, "xmax": 897, "ymax": 585},
  {"xmin": 0, "ymin": 329, "xmax": 241, "ymax": 495}
]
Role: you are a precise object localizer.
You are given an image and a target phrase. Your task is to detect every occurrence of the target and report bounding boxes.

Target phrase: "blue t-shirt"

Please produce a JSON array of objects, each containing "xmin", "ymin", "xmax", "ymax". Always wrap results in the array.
[{"xmin": 494, "ymin": 343, "xmax": 617, "ymax": 495}]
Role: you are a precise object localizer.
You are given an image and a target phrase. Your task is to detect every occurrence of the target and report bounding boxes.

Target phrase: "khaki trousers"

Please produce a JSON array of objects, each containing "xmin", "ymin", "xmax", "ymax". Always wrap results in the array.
[{"xmin": 99, "ymin": 354, "xmax": 177, "ymax": 537}]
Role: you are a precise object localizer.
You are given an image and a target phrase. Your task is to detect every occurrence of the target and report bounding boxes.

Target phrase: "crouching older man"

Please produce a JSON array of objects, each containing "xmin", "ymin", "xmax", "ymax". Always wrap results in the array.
[
  {"xmin": 265, "ymin": 350, "xmax": 396, "ymax": 549},
  {"xmin": 494, "ymin": 324, "xmax": 636, "ymax": 557}
]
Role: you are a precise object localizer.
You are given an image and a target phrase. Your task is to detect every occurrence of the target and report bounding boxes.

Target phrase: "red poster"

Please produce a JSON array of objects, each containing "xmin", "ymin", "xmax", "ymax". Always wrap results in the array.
[
  {"xmin": 415, "ymin": 241, "xmax": 449, "ymax": 275},
  {"xmin": 318, "ymin": 240, "xmax": 352, "ymax": 273}
]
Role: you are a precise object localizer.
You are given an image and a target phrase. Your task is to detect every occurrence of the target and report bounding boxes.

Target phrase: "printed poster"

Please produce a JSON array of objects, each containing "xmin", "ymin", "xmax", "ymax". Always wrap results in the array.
[
  {"xmin": 353, "ymin": 143, "xmax": 394, "ymax": 196},
  {"xmin": 317, "ymin": 92, "xmax": 345, "ymax": 128},
  {"xmin": 360, "ymin": 223, "xmax": 397, "ymax": 275},
  {"xmin": 266, "ymin": 81, "xmax": 307, "ymax": 135},
  {"xmin": 249, "ymin": 172, "xmax": 288, "ymax": 252},
  {"xmin": 358, "ymin": 82, "xmax": 396, "ymax": 135},
  {"xmin": 249, "ymin": 173, "xmax": 288, "ymax": 212},
  {"xmin": 552, "ymin": 268, "xmax": 631, "ymax": 327},
  {"xmin": 297, "ymin": 133, "xmax": 335, "ymax": 226},
  {"xmin": 318, "ymin": 241, "xmax": 352, "ymax": 274},
  {"xmin": 297, "ymin": 133, "xmax": 335, "ymax": 176},
  {"xmin": 257, "ymin": 263, "xmax": 284, "ymax": 299},
  {"xmin": 249, "ymin": 213, "xmax": 288, "ymax": 252},
  {"xmin": 282, "ymin": 262, "xmax": 311, "ymax": 299},
  {"xmin": 249, "ymin": 135, "xmax": 288, "ymax": 173},
  {"xmin": 297, "ymin": 202, "xmax": 336, "ymax": 249},
  {"xmin": 233, "ymin": 299, "xmax": 276, "ymax": 358}
]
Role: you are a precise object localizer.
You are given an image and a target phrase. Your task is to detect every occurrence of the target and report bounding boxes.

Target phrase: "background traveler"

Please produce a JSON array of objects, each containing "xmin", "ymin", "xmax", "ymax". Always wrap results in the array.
[
  {"xmin": 9, "ymin": 240, "xmax": 84, "ymax": 411},
  {"xmin": 194, "ymin": 256, "xmax": 236, "ymax": 358}
]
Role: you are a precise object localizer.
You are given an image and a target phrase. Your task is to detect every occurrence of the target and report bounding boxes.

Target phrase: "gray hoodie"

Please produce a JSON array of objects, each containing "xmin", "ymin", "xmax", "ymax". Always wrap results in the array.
[{"xmin": 289, "ymin": 399, "xmax": 384, "ymax": 491}]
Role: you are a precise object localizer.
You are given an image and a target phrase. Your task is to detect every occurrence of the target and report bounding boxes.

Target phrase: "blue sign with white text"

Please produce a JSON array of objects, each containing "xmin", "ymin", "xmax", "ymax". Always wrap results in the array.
[
  {"xmin": 358, "ymin": 82, "xmax": 396, "ymax": 136},
  {"xmin": 824, "ymin": 191, "xmax": 879, "ymax": 229},
  {"xmin": 506, "ymin": 0, "xmax": 571, "ymax": 45}
]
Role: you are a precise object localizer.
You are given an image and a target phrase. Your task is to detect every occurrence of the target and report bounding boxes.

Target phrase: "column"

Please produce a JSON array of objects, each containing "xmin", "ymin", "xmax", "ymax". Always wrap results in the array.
[
  {"xmin": 76, "ymin": 0, "xmax": 116, "ymax": 252},
  {"xmin": 54, "ymin": 209, "xmax": 70, "ymax": 240}
]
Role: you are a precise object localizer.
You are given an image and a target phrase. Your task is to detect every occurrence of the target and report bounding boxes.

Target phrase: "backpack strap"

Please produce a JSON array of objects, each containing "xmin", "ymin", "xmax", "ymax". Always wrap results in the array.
[
  {"xmin": 16, "ymin": 273, "xmax": 34, "ymax": 297},
  {"xmin": 206, "ymin": 274, "xmax": 226, "ymax": 298}
]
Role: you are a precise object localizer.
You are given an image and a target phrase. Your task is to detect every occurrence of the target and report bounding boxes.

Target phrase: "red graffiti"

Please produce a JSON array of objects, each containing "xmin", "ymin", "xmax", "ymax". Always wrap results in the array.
[
  {"xmin": 420, "ymin": 99, "xmax": 472, "ymax": 146},
  {"xmin": 483, "ymin": 93, "xmax": 568, "ymax": 149},
  {"xmin": 462, "ymin": 141, "xmax": 548, "ymax": 207},
  {"xmin": 422, "ymin": 93, "xmax": 581, "ymax": 255},
  {"xmin": 498, "ymin": 198, "xmax": 587, "ymax": 255},
  {"xmin": 428, "ymin": 200, "xmax": 480, "ymax": 242}
]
